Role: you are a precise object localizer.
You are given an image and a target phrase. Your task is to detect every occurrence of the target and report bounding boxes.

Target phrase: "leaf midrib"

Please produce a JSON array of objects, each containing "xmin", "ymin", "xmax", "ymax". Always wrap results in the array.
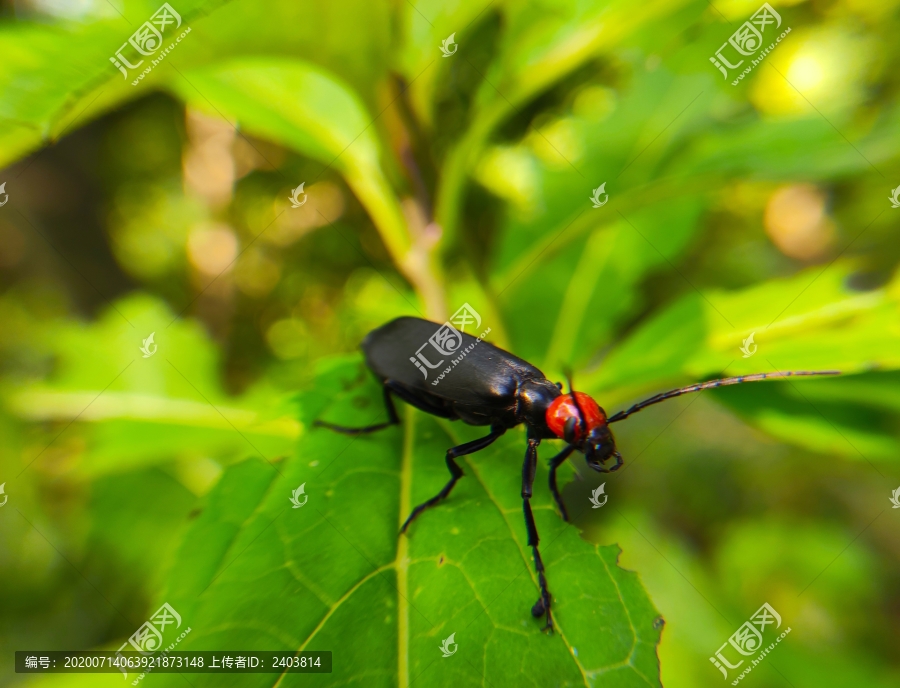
[{"xmin": 396, "ymin": 406, "xmax": 415, "ymax": 687}]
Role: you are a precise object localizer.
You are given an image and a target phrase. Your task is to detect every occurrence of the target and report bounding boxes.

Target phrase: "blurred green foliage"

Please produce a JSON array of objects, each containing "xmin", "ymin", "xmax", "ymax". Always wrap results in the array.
[{"xmin": 2, "ymin": 0, "xmax": 900, "ymax": 686}]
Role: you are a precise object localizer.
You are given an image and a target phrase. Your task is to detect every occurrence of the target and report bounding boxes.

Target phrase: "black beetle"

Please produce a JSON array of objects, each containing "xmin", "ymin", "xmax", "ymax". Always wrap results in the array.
[{"xmin": 315, "ymin": 315, "xmax": 838, "ymax": 632}]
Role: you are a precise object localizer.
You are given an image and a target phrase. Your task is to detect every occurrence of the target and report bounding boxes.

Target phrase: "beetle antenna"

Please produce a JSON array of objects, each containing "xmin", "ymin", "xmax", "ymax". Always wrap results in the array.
[
  {"xmin": 606, "ymin": 370, "xmax": 841, "ymax": 424},
  {"xmin": 564, "ymin": 368, "xmax": 588, "ymax": 444}
]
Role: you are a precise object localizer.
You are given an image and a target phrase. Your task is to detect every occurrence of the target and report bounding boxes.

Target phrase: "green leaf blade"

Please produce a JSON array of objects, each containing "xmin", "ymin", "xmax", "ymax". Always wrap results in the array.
[{"xmin": 147, "ymin": 360, "xmax": 661, "ymax": 687}]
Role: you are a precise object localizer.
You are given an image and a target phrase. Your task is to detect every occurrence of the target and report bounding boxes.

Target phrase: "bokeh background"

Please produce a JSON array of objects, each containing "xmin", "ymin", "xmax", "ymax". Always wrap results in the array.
[{"xmin": 1, "ymin": 0, "xmax": 900, "ymax": 685}]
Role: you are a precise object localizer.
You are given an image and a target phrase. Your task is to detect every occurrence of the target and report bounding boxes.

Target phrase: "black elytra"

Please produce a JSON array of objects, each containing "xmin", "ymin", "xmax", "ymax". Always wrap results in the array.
[{"xmin": 314, "ymin": 316, "xmax": 839, "ymax": 633}]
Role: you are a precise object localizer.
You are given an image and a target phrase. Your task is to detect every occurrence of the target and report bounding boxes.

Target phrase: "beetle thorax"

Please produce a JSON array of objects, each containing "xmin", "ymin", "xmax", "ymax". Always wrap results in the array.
[{"xmin": 545, "ymin": 392, "xmax": 607, "ymax": 442}]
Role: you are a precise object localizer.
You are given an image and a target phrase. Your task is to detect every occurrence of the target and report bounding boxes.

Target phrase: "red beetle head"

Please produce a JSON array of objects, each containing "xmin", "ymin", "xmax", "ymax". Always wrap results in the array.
[{"xmin": 546, "ymin": 392, "xmax": 620, "ymax": 471}]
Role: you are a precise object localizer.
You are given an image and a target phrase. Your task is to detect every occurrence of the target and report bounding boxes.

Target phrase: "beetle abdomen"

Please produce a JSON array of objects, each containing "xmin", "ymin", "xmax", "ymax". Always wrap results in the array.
[{"xmin": 362, "ymin": 317, "xmax": 546, "ymax": 427}]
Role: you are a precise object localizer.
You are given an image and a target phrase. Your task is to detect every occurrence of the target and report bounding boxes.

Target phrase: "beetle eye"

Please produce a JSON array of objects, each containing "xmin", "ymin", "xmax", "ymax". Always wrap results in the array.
[{"xmin": 563, "ymin": 416, "xmax": 578, "ymax": 443}]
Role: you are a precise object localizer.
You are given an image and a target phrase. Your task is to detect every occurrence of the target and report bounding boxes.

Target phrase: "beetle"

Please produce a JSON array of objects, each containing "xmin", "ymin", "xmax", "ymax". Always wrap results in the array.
[{"xmin": 315, "ymin": 316, "xmax": 839, "ymax": 632}]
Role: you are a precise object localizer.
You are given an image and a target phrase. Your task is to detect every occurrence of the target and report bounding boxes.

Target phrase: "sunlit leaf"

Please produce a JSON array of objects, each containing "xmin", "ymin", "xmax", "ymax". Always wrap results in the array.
[
  {"xmin": 584, "ymin": 263, "xmax": 900, "ymax": 457},
  {"xmin": 0, "ymin": 0, "xmax": 392, "ymax": 169},
  {"xmin": 145, "ymin": 360, "xmax": 663, "ymax": 687}
]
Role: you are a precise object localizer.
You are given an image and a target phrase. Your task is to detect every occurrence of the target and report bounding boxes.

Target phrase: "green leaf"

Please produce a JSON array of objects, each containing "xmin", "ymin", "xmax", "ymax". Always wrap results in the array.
[
  {"xmin": 587, "ymin": 262, "xmax": 900, "ymax": 402},
  {"xmin": 0, "ymin": 0, "xmax": 393, "ymax": 170},
  {"xmin": 582, "ymin": 263, "xmax": 900, "ymax": 458},
  {"xmin": 500, "ymin": 196, "xmax": 704, "ymax": 370},
  {"xmin": 147, "ymin": 359, "xmax": 662, "ymax": 687},
  {"xmin": 0, "ymin": 3, "xmax": 212, "ymax": 169},
  {"xmin": 87, "ymin": 468, "xmax": 199, "ymax": 594},
  {"xmin": 713, "ymin": 371, "xmax": 900, "ymax": 460}
]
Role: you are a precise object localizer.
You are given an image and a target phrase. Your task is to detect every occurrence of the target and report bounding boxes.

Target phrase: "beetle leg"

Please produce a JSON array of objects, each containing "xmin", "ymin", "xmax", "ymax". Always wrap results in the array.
[
  {"xmin": 400, "ymin": 425, "xmax": 506, "ymax": 534},
  {"xmin": 521, "ymin": 437, "xmax": 553, "ymax": 633},
  {"xmin": 548, "ymin": 445, "xmax": 577, "ymax": 522},
  {"xmin": 314, "ymin": 385, "xmax": 400, "ymax": 435}
]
